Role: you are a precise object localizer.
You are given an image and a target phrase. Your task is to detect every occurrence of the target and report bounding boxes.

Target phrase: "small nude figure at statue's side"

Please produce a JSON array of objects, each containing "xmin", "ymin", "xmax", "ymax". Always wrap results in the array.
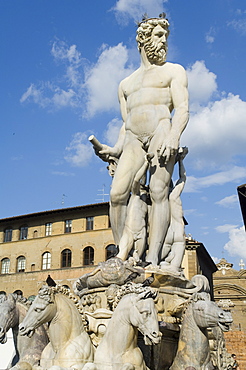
[
  {"xmin": 160, "ymin": 146, "xmax": 188, "ymax": 272},
  {"xmin": 93, "ymin": 14, "xmax": 189, "ymax": 266},
  {"xmin": 117, "ymin": 152, "xmax": 154, "ymax": 262}
]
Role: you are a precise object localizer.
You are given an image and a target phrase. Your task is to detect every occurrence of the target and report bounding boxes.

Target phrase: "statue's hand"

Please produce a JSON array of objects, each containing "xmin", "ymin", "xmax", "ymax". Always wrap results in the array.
[
  {"xmin": 94, "ymin": 144, "xmax": 112, "ymax": 162},
  {"xmin": 157, "ymin": 136, "xmax": 179, "ymax": 164},
  {"xmin": 98, "ymin": 145, "xmax": 122, "ymax": 161}
]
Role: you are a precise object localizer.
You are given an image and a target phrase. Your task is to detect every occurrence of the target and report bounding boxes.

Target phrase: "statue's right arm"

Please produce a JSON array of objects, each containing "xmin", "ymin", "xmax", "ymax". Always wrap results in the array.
[{"xmin": 98, "ymin": 123, "xmax": 126, "ymax": 159}]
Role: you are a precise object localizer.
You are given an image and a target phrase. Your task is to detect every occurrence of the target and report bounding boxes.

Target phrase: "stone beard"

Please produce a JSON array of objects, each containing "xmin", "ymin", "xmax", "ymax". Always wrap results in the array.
[{"xmin": 144, "ymin": 37, "xmax": 167, "ymax": 65}]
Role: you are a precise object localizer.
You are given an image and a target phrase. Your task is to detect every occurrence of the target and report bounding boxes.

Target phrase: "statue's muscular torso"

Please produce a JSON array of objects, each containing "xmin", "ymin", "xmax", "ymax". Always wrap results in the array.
[{"xmin": 120, "ymin": 62, "xmax": 182, "ymax": 137}]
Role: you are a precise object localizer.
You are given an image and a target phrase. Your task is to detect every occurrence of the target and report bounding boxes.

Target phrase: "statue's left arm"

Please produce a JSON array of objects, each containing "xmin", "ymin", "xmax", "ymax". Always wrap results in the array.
[{"xmin": 158, "ymin": 64, "xmax": 189, "ymax": 164}]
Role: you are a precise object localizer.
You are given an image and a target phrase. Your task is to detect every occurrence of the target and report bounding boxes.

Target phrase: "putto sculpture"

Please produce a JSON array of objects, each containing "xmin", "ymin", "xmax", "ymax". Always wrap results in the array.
[{"xmin": 91, "ymin": 13, "xmax": 189, "ymax": 270}]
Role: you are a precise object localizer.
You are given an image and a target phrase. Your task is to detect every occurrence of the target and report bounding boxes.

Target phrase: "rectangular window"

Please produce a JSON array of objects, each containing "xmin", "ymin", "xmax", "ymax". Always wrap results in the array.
[
  {"xmin": 4, "ymin": 228, "xmax": 12, "ymax": 242},
  {"xmin": 45, "ymin": 222, "xmax": 52, "ymax": 236},
  {"xmin": 20, "ymin": 226, "xmax": 28, "ymax": 240},
  {"xmin": 86, "ymin": 216, "xmax": 94, "ymax": 230},
  {"xmin": 65, "ymin": 220, "xmax": 72, "ymax": 233}
]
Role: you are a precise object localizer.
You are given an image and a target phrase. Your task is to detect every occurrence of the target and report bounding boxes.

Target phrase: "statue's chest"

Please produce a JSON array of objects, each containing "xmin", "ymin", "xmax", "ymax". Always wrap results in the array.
[{"xmin": 124, "ymin": 68, "xmax": 170, "ymax": 96}]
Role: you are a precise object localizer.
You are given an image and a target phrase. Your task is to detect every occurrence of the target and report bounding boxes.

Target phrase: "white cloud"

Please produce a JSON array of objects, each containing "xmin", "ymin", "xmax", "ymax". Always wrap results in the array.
[
  {"xmin": 20, "ymin": 40, "xmax": 134, "ymax": 118},
  {"xmin": 103, "ymin": 118, "xmax": 122, "ymax": 146},
  {"xmin": 20, "ymin": 83, "xmax": 50, "ymax": 108},
  {"xmin": 215, "ymin": 224, "xmax": 239, "ymax": 233},
  {"xmin": 84, "ymin": 43, "xmax": 134, "ymax": 117},
  {"xmin": 224, "ymin": 226, "xmax": 246, "ymax": 259},
  {"xmin": 228, "ymin": 18, "xmax": 246, "ymax": 36},
  {"xmin": 205, "ymin": 35, "xmax": 215, "ymax": 44},
  {"xmin": 182, "ymin": 91, "xmax": 246, "ymax": 169},
  {"xmin": 112, "ymin": 0, "xmax": 167, "ymax": 25},
  {"xmin": 185, "ymin": 166, "xmax": 246, "ymax": 193},
  {"xmin": 205, "ymin": 27, "xmax": 216, "ymax": 44},
  {"xmin": 65, "ymin": 132, "xmax": 94, "ymax": 167},
  {"xmin": 20, "ymin": 40, "xmax": 84, "ymax": 110},
  {"xmin": 51, "ymin": 41, "xmax": 83, "ymax": 88},
  {"xmin": 186, "ymin": 61, "xmax": 217, "ymax": 107},
  {"xmin": 216, "ymin": 194, "xmax": 238, "ymax": 208}
]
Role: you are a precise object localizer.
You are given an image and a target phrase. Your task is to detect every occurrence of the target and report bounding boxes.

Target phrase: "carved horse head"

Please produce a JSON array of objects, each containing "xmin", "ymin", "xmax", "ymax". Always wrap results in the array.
[
  {"xmin": 191, "ymin": 292, "xmax": 232, "ymax": 331},
  {"xmin": 19, "ymin": 286, "xmax": 57, "ymax": 337},
  {"xmin": 127, "ymin": 290, "xmax": 161, "ymax": 345},
  {"xmin": 0, "ymin": 293, "xmax": 18, "ymax": 343}
]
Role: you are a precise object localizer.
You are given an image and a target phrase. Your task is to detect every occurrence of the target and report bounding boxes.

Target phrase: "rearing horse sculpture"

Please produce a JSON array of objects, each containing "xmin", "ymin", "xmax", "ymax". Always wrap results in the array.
[
  {"xmin": 0, "ymin": 293, "xmax": 49, "ymax": 369},
  {"xmin": 19, "ymin": 285, "xmax": 94, "ymax": 370},
  {"xmin": 84, "ymin": 284, "xmax": 161, "ymax": 370},
  {"xmin": 170, "ymin": 292, "xmax": 233, "ymax": 370}
]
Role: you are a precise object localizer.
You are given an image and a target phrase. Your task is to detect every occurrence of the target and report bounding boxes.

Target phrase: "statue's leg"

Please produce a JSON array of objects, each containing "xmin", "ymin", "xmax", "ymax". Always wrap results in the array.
[
  {"xmin": 169, "ymin": 241, "xmax": 185, "ymax": 269},
  {"xmin": 134, "ymin": 227, "xmax": 146, "ymax": 260},
  {"xmin": 110, "ymin": 140, "xmax": 145, "ymax": 244},
  {"xmin": 117, "ymin": 227, "xmax": 134, "ymax": 261},
  {"xmin": 146, "ymin": 136, "xmax": 175, "ymax": 265}
]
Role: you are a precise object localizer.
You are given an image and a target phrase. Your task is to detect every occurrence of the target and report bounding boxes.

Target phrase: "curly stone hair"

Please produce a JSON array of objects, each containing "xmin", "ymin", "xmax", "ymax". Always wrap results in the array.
[{"xmin": 136, "ymin": 17, "xmax": 170, "ymax": 51}]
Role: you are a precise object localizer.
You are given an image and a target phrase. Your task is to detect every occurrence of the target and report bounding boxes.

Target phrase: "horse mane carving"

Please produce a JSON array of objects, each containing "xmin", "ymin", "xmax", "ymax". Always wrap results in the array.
[
  {"xmin": 40, "ymin": 284, "xmax": 88, "ymax": 326},
  {"xmin": 110, "ymin": 282, "xmax": 157, "ymax": 310}
]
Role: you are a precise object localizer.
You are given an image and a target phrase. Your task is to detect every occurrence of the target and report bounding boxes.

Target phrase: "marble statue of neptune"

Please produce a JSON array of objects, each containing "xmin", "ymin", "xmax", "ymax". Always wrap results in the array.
[{"xmin": 97, "ymin": 15, "xmax": 189, "ymax": 266}]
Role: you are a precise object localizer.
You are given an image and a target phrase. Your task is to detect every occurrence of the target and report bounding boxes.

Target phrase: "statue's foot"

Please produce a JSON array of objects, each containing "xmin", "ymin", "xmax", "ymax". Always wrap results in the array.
[
  {"xmin": 159, "ymin": 262, "xmax": 183, "ymax": 275},
  {"xmin": 136, "ymin": 260, "xmax": 152, "ymax": 268},
  {"xmin": 144, "ymin": 264, "xmax": 161, "ymax": 272}
]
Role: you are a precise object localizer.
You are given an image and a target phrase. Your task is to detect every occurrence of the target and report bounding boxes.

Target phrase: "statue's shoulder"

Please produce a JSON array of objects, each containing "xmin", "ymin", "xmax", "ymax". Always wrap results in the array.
[
  {"xmin": 162, "ymin": 62, "xmax": 187, "ymax": 86},
  {"xmin": 163, "ymin": 62, "xmax": 186, "ymax": 74}
]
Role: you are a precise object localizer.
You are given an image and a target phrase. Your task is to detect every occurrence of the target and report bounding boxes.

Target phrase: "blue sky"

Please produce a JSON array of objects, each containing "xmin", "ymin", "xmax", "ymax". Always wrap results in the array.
[{"xmin": 1, "ymin": 0, "xmax": 246, "ymax": 270}]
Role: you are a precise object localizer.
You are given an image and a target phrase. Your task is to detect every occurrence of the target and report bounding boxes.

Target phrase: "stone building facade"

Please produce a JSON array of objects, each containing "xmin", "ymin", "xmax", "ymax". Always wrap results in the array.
[
  {"xmin": 214, "ymin": 258, "xmax": 246, "ymax": 331},
  {"xmin": 0, "ymin": 203, "xmax": 115, "ymax": 297},
  {"xmin": 213, "ymin": 258, "xmax": 246, "ymax": 367}
]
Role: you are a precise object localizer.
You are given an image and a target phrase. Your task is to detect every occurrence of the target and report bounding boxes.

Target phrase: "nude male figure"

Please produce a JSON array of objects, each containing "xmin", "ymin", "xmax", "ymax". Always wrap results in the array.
[{"xmin": 98, "ymin": 15, "xmax": 189, "ymax": 265}]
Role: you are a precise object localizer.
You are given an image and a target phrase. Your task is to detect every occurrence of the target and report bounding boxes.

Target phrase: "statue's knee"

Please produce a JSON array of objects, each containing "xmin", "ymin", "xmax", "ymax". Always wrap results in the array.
[
  {"xmin": 122, "ymin": 363, "xmax": 135, "ymax": 370},
  {"xmin": 110, "ymin": 188, "xmax": 128, "ymax": 206},
  {"xmin": 150, "ymin": 187, "xmax": 167, "ymax": 203}
]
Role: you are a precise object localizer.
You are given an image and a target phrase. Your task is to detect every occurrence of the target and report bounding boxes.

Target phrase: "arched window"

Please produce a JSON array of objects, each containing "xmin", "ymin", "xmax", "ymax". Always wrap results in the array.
[
  {"xmin": 4, "ymin": 228, "xmax": 12, "ymax": 242},
  {"xmin": 83, "ymin": 246, "xmax": 94, "ymax": 266},
  {"xmin": 106, "ymin": 244, "xmax": 117, "ymax": 260},
  {"xmin": 1, "ymin": 258, "xmax": 10, "ymax": 274},
  {"xmin": 16, "ymin": 256, "xmax": 26, "ymax": 272},
  {"xmin": 42, "ymin": 252, "xmax": 51, "ymax": 270},
  {"xmin": 19, "ymin": 225, "xmax": 28, "ymax": 240},
  {"xmin": 61, "ymin": 249, "xmax": 72, "ymax": 268}
]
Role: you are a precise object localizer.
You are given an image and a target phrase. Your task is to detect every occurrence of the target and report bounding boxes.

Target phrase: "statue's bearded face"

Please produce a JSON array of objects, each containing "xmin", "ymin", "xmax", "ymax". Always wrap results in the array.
[{"xmin": 144, "ymin": 25, "xmax": 168, "ymax": 65}]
